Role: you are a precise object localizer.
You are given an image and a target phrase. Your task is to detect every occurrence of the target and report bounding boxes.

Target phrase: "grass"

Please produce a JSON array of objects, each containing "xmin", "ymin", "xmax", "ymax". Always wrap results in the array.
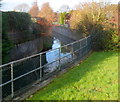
[{"xmin": 27, "ymin": 51, "xmax": 118, "ymax": 100}]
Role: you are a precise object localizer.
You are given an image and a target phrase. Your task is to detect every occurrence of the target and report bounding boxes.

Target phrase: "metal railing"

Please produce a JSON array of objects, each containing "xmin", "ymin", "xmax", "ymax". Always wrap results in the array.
[{"xmin": 0, "ymin": 35, "xmax": 91, "ymax": 100}]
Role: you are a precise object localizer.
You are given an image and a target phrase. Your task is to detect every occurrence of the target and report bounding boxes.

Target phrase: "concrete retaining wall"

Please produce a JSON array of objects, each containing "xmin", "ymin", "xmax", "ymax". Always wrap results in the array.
[{"xmin": 52, "ymin": 26, "xmax": 83, "ymax": 41}]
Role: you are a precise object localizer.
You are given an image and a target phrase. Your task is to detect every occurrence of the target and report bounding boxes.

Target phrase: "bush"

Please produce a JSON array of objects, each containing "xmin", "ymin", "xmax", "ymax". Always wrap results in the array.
[
  {"xmin": 91, "ymin": 25, "xmax": 111, "ymax": 51},
  {"xmin": 91, "ymin": 23, "xmax": 119, "ymax": 51}
]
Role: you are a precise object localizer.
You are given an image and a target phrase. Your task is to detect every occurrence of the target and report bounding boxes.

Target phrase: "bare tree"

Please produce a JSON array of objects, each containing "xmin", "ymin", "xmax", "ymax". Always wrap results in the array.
[
  {"xmin": 70, "ymin": 2, "xmax": 106, "ymax": 29},
  {"xmin": 37, "ymin": 2, "xmax": 54, "ymax": 25},
  {"xmin": 14, "ymin": 3, "xmax": 29, "ymax": 12}
]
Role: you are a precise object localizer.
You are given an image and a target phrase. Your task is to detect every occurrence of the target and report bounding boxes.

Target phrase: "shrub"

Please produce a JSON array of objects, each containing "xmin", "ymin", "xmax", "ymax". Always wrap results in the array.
[{"xmin": 91, "ymin": 25, "xmax": 112, "ymax": 51}]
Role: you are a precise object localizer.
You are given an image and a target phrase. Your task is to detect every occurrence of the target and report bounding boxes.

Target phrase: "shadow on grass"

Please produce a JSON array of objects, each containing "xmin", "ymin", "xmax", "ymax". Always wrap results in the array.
[{"xmin": 28, "ymin": 51, "xmax": 117, "ymax": 100}]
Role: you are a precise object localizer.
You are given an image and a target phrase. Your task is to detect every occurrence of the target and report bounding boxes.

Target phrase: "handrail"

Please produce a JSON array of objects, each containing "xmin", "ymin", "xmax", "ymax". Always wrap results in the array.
[
  {"xmin": 0, "ymin": 36, "xmax": 90, "ymax": 68},
  {"xmin": 0, "ymin": 35, "xmax": 91, "ymax": 99},
  {"xmin": 0, "ymin": 41, "xmax": 88, "ymax": 87}
]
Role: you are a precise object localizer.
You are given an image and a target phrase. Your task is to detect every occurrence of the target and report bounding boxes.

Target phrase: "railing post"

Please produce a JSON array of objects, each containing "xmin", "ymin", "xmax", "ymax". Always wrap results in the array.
[
  {"xmin": 79, "ymin": 40, "xmax": 81, "ymax": 49},
  {"xmin": 89, "ymin": 36, "xmax": 92, "ymax": 50},
  {"xmin": 71, "ymin": 43, "xmax": 74, "ymax": 62},
  {"xmin": 11, "ymin": 63, "xmax": 14, "ymax": 98},
  {"xmin": 86, "ymin": 37, "xmax": 88, "ymax": 54},
  {"xmin": 86, "ymin": 37, "xmax": 88, "ymax": 46},
  {"xmin": 80, "ymin": 40, "xmax": 82, "ymax": 59},
  {"xmin": 40, "ymin": 54, "xmax": 42, "ymax": 81},
  {"xmin": 58, "ymin": 48, "xmax": 61, "ymax": 70},
  {"xmin": 79, "ymin": 40, "xmax": 81, "ymax": 59}
]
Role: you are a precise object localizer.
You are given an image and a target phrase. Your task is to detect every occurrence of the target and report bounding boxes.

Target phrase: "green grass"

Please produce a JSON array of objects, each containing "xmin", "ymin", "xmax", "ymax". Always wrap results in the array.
[{"xmin": 27, "ymin": 51, "xmax": 118, "ymax": 100}]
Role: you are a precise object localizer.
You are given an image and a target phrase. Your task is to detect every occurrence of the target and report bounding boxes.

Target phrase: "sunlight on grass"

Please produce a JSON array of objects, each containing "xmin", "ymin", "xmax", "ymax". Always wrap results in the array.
[{"xmin": 27, "ymin": 51, "xmax": 118, "ymax": 100}]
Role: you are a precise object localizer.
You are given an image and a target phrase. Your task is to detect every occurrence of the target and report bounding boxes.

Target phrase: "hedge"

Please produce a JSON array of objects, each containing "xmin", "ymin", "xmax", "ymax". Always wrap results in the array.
[{"xmin": 2, "ymin": 11, "xmax": 42, "ymax": 64}]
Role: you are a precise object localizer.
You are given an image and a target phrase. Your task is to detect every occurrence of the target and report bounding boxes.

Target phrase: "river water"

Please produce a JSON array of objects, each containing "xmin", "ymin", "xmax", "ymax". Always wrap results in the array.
[{"xmin": 45, "ymin": 37, "xmax": 73, "ymax": 72}]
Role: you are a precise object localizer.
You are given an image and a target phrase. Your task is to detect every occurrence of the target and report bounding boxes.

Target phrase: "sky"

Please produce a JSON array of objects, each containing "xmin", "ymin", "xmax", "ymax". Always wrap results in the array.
[{"xmin": 1, "ymin": 0, "xmax": 119, "ymax": 12}]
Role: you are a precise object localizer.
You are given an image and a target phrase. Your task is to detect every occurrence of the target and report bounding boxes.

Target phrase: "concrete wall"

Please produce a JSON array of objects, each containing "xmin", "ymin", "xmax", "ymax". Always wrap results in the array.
[
  {"xmin": 10, "ymin": 26, "xmax": 82, "ymax": 61},
  {"xmin": 10, "ymin": 38, "xmax": 43, "ymax": 61},
  {"xmin": 52, "ymin": 26, "xmax": 83, "ymax": 41}
]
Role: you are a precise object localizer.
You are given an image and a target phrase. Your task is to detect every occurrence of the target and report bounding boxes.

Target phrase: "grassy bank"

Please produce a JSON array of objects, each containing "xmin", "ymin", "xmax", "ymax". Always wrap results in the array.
[{"xmin": 27, "ymin": 51, "xmax": 118, "ymax": 100}]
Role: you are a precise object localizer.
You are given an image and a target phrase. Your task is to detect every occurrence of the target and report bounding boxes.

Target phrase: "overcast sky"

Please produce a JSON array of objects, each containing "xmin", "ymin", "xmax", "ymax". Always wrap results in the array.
[{"xmin": 1, "ymin": 0, "xmax": 119, "ymax": 12}]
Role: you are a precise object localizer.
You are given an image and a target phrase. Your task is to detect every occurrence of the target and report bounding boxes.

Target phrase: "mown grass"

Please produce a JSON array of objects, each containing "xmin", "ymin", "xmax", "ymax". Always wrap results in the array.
[{"xmin": 27, "ymin": 51, "xmax": 118, "ymax": 100}]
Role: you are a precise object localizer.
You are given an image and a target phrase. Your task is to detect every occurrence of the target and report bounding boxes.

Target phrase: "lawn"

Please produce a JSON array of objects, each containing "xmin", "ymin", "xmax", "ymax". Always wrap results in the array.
[{"xmin": 27, "ymin": 51, "xmax": 118, "ymax": 100}]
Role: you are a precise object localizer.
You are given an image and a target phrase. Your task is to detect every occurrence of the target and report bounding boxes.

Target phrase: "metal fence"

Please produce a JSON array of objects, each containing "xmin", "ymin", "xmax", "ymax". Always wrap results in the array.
[{"xmin": 0, "ymin": 35, "xmax": 91, "ymax": 100}]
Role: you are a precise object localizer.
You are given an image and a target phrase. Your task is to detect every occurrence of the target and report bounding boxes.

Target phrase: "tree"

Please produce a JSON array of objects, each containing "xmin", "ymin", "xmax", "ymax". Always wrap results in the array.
[
  {"xmin": 37, "ymin": 2, "xmax": 54, "ymax": 25},
  {"xmin": 70, "ymin": 2, "xmax": 118, "ymax": 51},
  {"xmin": 29, "ymin": 1, "xmax": 39, "ymax": 17},
  {"xmin": 69, "ymin": 10, "xmax": 81, "ymax": 29},
  {"xmin": 14, "ymin": 3, "xmax": 29, "ymax": 12},
  {"xmin": 70, "ymin": 2, "xmax": 107, "ymax": 30},
  {"xmin": 104, "ymin": 4, "xmax": 118, "ymax": 26},
  {"xmin": 59, "ymin": 12, "xmax": 66, "ymax": 24},
  {"xmin": 59, "ymin": 5, "xmax": 70, "ymax": 13},
  {"xmin": 53, "ymin": 12, "xmax": 59, "ymax": 22}
]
